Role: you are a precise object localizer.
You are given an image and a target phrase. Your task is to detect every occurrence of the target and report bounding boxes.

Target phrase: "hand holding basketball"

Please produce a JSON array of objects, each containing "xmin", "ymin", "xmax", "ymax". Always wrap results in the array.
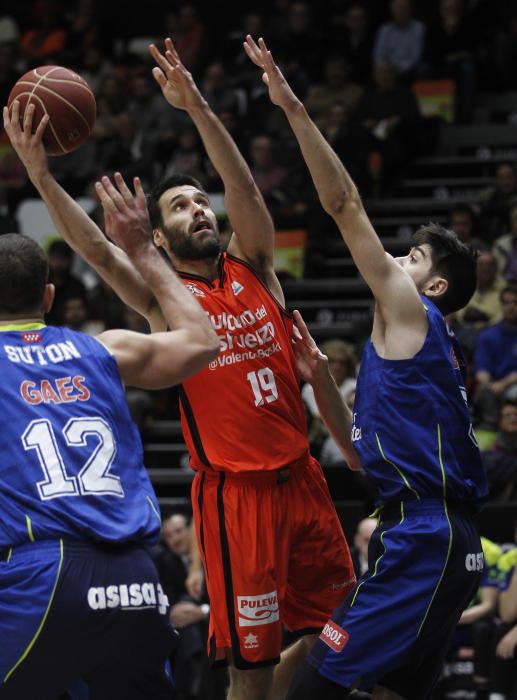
[{"xmin": 7, "ymin": 66, "xmax": 96, "ymax": 156}]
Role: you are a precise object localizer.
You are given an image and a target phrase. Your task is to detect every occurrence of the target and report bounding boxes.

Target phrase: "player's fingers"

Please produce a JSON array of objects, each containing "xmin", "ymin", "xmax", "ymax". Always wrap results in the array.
[
  {"xmin": 20, "ymin": 103, "xmax": 36, "ymax": 137},
  {"xmin": 10, "ymin": 99, "xmax": 20, "ymax": 124},
  {"xmin": 164, "ymin": 37, "xmax": 181, "ymax": 64},
  {"xmin": 94, "ymin": 180, "xmax": 117, "ymax": 214},
  {"xmin": 133, "ymin": 177, "xmax": 148, "ymax": 209},
  {"xmin": 293, "ymin": 310, "xmax": 314, "ymax": 345},
  {"xmin": 293, "ymin": 324, "xmax": 303, "ymax": 341},
  {"xmin": 113, "ymin": 171, "xmax": 135, "ymax": 204},
  {"xmin": 243, "ymin": 35, "xmax": 261, "ymax": 64},
  {"xmin": 99, "ymin": 175, "xmax": 128, "ymax": 211},
  {"xmin": 2, "ymin": 105, "xmax": 12, "ymax": 132},
  {"xmin": 34, "ymin": 113, "xmax": 50, "ymax": 140},
  {"xmin": 151, "ymin": 66, "xmax": 167, "ymax": 89},
  {"xmin": 149, "ymin": 43, "xmax": 171, "ymax": 72},
  {"xmin": 95, "ymin": 177, "xmax": 126, "ymax": 214}
]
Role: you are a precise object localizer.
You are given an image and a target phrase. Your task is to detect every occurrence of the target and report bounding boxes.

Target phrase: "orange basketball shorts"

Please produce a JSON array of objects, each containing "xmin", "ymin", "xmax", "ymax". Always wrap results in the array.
[{"xmin": 191, "ymin": 453, "xmax": 355, "ymax": 669}]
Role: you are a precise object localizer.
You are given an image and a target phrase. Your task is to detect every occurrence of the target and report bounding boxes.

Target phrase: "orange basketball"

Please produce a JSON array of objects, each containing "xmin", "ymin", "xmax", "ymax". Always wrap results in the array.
[{"xmin": 8, "ymin": 66, "xmax": 96, "ymax": 156}]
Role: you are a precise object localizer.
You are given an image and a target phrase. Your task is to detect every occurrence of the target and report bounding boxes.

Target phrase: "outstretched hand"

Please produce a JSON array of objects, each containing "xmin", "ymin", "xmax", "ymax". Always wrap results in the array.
[
  {"xmin": 292, "ymin": 310, "xmax": 329, "ymax": 384},
  {"xmin": 3, "ymin": 101, "xmax": 50, "ymax": 181},
  {"xmin": 94, "ymin": 172, "xmax": 153, "ymax": 258},
  {"xmin": 243, "ymin": 35, "xmax": 300, "ymax": 111},
  {"xmin": 149, "ymin": 37, "xmax": 205, "ymax": 112}
]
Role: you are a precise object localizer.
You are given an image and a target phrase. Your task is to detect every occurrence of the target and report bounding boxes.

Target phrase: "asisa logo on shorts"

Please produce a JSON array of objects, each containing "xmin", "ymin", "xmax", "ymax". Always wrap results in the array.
[
  {"xmin": 87, "ymin": 582, "xmax": 169, "ymax": 615},
  {"xmin": 237, "ymin": 590, "xmax": 279, "ymax": 627},
  {"xmin": 320, "ymin": 620, "xmax": 349, "ymax": 652},
  {"xmin": 465, "ymin": 552, "xmax": 484, "ymax": 572}
]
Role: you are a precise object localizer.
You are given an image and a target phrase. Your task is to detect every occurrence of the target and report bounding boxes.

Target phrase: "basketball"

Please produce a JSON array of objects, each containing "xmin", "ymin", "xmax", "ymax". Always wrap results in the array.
[{"xmin": 7, "ymin": 66, "xmax": 96, "ymax": 156}]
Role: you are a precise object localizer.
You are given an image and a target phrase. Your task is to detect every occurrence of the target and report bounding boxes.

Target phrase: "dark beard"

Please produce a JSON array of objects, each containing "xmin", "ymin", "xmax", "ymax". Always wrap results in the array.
[
  {"xmin": 170, "ymin": 235, "xmax": 222, "ymax": 261},
  {"xmin": 161, "ymin": 220, "xmax": 222, "ymax": 261}
]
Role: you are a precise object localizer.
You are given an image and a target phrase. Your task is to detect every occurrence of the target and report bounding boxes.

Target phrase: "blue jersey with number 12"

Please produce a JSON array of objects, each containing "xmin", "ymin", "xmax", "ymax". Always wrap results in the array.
[{"xmin": 0, "ymin": 323, "xmax": 161, "ymax": 548}]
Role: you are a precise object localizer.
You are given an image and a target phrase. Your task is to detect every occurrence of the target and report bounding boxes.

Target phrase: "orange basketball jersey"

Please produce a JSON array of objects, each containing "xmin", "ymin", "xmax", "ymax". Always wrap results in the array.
[{"xmin": 178, "ymin": 253, "xmax": 309, "ymax": 473}]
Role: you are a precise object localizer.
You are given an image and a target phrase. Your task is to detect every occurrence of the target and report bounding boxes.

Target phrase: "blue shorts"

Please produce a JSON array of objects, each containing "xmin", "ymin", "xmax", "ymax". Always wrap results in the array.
[
  {"xmin": 306, "ymin": 500, "xmax": 483, "ymax": 699},
  {"xmin": 0, "ymin": 539, "xmax": 176, "ymax": 700}
]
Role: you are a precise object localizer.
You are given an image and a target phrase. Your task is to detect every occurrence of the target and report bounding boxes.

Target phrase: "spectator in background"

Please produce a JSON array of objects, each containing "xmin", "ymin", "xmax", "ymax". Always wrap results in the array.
[
  {"xmin": 477, "ymin": 162, "xmax": 517, "ymax": 242},
  {"xmin": 373, "ymin": 0, "xmax": 425, "ymax": 81},
  {"xmin": 448, "ymin": 203, "xmax": 483, "ymax": 248},
  {"xmin": 268, "ymin": 1, "xmax": 324, "ymax": 88},
  {"xmin": 489, "ymin": 529, "xmax": 517, "ymax": 698},
  {"xmin": 247, "ymin": 132, "xmax": 308, "ymax": 228},
  {"xmin": 332, "ymin": 3, "xmax": 374, "ymax": 85},
  {"xmin": 442, "ymin": 536, "xmax": 502, "ymax": 698},
  {"xmin": 474, "ymin": 284, "xmax": 517, "ymax": 435},
  {"xmin": 352, "ymin": 59, "xmax": 421, "ymax": 194},
  {"xmin": 163, "ymin": 124, "xmax": 206, "ymax": 183},
  {"xmin": 304, "ymin": 56, "xmax": 363, "ymax": 132},
  {"xmin": 45, "ymin": 239, "xmax": 88, "ymax": 326},
  {"xmin": 302, "ymin": 338, "xmax": 358, "ymax": 464},
  {"xmin": 20, "ymin": 0, "xmax": 67, "ymax": 66},
  {"xmin": 482, "ymin": 399, "xmax": 517, "ymax": 501},
  {"xmin": 151, "ymin": 513, "xmax": 209, "ymax": 700},
  {"xmin": 350, "ymin": 517, "xmax": 377, "ymax": 578},
  {"xmin": 165, "ymin": 4, "xmax": 210, "ymax": 76},
  {"xmin": 456, "ymin": 250, "xmax": 504, "ymax": 329},
  {"xmin": 62, "ymin": 295, "xmax": 104, "ymax": 336},
  {"xmin": 201, "ymin": 61, "xmax": 247, "ymax": 119},
  {"xmin": 79, "ymin": 44, "xmax": 114, "ymax": 96},
  {"xmin": 493, "ymin": 202, "xmax": 517, "ymax": 282},
  {"xmin": 422, "ymin": 0, "xmax": 477, "ymax": 122}
]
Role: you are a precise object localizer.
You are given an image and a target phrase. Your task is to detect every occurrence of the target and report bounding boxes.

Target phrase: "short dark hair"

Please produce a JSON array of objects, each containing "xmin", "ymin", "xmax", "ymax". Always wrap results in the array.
[
  {"xmin": 0, "ymin": 234, "xmax": 48, "ymax": 315},
  {"xmin": 148, "ymin": 174, "xmax": 205, "ymax": 229},
  {"xmin": 412, "ymin": 222, "xmax": 477, "ymax": 315}
]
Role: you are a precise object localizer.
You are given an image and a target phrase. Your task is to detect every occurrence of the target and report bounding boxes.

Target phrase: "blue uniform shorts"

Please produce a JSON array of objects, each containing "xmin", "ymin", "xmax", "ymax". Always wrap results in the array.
[
  {"xmin": 0, "ymin": 539, "xmax": 176, "ymax": 700},
  {"xmin": 303, "ymin": 500, "xmax": 483, "ymax": 699}
]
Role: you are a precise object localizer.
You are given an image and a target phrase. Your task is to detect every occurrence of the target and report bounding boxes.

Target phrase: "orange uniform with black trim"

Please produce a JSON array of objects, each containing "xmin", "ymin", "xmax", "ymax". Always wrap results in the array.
[
  {"xmin": 179, "ymin": 253, "xmax": 308, "ymax": 473},
  {"xmin": 179, "ymin": 253, "xmax": 355, "ymax": 668}
]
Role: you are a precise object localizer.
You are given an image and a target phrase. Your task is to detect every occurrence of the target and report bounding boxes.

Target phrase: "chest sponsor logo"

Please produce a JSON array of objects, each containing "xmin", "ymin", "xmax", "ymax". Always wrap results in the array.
[
  {"xmin": 237, "ymin": 590, "xmax": 279, "ymax": 627},
  {"xmin": 206, "ymin": 304, "xmax": 283, "ymax": 369},
  {"xmin": 231, "ymin": 280, "xmax": 244, "ymax": 296},
  {"xmin": 320, "ymin": 620, "xmax": 349, "ymax": 652},
  {"xmin": 87, "ymin": 582, "xmax": 169, "ymax": 615}
]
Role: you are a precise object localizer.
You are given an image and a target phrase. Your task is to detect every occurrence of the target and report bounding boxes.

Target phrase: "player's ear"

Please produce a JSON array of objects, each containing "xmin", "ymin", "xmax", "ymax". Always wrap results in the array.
[
  {"xmin": 43, "ymin": 283, "xmax": 55, "ymax": 313},
  {"xmin": 423, "ymin": 275, "xmax": 448, "ymax": 300},
  {"xmin": 153, "ymin": 227, "xmax": 168, "ymax": 251}
]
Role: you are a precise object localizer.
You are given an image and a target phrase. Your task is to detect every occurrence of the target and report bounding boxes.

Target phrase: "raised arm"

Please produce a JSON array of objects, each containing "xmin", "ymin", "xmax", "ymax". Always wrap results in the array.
[
  {"xmin": 150, "ymin": 38, "xmax": 282, "ymax": 301},
  {"xmin": 243, "ymin": 37, "xmax": 424, "ymax": 327},
  {"xmin": 95, "ymin": 175, "xmax": 219, "ymax": 389},
  {"xmin": 293, "ymin": 312, "xmax": 361, "ymax": 471},
  {"xmin": 3, "ymin": 101, "xmax": 165, "ymax": 331}
]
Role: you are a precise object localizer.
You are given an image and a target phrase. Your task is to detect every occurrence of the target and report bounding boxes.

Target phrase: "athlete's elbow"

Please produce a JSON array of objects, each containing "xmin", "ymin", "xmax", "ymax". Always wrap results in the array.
[{"xmin": 321, "ymin": 187, "xmax": 362, "ymax": 220}]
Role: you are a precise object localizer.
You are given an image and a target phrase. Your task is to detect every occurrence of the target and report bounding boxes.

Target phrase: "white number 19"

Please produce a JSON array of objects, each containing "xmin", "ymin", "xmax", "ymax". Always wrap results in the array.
[{"xmin": 246, "ymin": 368, "xmax": 278, "ymax": 407}]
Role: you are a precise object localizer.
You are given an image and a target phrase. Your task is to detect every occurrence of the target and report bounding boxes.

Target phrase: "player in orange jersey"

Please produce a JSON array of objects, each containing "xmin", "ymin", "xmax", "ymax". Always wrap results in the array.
[{"xmin": 5, "ymin": 38, "xmax": 358, "ymax": 700}]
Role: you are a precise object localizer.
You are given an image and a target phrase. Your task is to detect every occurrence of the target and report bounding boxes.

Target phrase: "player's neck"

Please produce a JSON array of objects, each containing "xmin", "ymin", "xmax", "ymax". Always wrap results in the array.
[{"xmin": 171, "ymin": 253, "xmax": 221, "ymax": 282}]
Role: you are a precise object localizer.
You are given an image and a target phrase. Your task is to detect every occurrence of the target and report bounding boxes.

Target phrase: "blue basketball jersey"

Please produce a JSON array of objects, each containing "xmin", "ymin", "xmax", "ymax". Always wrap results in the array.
[
  {"xmin": 0, "ymin": 323, "xmax": 161, "ymax": 548},
  {"xmin": 352, "ymin": 297, "xmax": 487, "ymax": 509}
]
